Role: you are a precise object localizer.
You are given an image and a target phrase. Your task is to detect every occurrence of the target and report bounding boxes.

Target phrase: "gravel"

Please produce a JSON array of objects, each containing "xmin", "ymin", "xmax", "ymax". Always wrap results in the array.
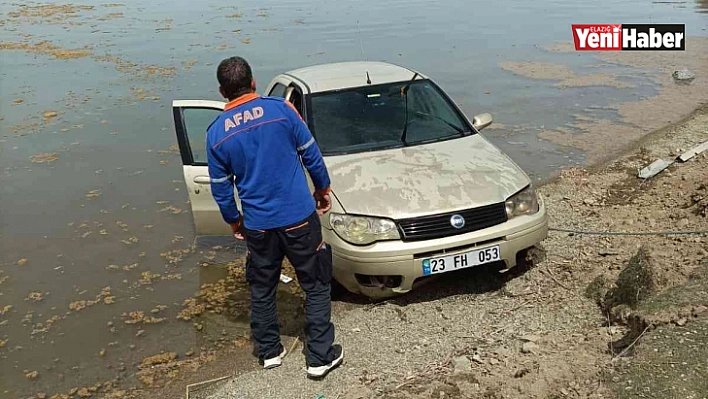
[{"xmin": 206, "ymin": 263, "xmax": 599, "ymax": 399}]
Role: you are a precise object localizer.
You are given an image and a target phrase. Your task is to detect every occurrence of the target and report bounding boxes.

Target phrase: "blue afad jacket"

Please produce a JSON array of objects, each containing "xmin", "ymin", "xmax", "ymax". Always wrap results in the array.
[{"xmin": 206, "ymin": 93, "xmax": 331, "ymax": 231}]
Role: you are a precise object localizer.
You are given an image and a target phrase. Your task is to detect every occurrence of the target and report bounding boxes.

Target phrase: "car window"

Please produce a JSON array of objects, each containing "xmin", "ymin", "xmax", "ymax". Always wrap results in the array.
[
  {"xmin": 269, "ymin": 83, "xmax": 287, "ymax": 98},
  {"xmin": 182, "ymin": 108, "xmax": 222, "ymax": 164},
  {"xmin": 310, "ymin": 80, "xmax": 469, "ymax": 155},
  {"xmin": 288, "ymin": 86, "xmax": 304, "ymax": 117}
]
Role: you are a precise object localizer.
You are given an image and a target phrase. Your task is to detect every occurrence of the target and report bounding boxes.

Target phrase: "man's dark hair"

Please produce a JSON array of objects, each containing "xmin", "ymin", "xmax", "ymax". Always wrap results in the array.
[{"xmin": 217, "ymin": 56, "xmax": 253, "ymax": 100}]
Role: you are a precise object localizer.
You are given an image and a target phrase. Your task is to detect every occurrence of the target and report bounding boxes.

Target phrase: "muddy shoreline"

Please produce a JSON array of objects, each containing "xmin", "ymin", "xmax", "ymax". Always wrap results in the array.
[{"xmin": 542, "ymin": 102, "xmax": 708, "ymax": 184}]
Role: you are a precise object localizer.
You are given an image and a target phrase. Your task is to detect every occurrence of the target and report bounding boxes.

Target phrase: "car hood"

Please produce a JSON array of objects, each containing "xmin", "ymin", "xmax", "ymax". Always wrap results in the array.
[{"xmin": 325, "ymin": 135, "xmax": 530, "ymax": 219}]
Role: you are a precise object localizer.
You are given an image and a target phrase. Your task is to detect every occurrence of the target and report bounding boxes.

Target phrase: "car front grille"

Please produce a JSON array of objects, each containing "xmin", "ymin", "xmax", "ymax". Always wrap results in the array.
[{"xmin": 396, "ymin": 202, "xmax": 508, "ymax": 241}]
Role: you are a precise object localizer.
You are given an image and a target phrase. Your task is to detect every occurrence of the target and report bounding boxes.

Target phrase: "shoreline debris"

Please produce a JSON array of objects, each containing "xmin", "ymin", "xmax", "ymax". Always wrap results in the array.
[
  {"xmin": 639, "ymin": 139, "xmax": 708, "ymax": 178},
  {"xmin": 678, "ymin": 140, "xmax": 708, "ymax": 162},
  {"xmin": 638, "ymin": 159, "xmax": 671, "ymax": 179},
  {"xmin": 672, "ymin": 68, "xmax": 695, "ymax": 85}
]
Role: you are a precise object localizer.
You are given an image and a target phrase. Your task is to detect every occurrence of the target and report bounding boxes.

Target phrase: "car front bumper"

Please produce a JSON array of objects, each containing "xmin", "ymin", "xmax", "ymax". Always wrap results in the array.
[{"xmin": 324, "ymin": 199, "xmax": 548, "ymax": 299}]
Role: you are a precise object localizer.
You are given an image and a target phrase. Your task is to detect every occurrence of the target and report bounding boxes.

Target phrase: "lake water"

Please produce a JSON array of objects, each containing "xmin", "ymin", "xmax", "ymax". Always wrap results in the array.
[{"xmin": 1, "ymin": 0, "xmax": 707, "ymax": 397}]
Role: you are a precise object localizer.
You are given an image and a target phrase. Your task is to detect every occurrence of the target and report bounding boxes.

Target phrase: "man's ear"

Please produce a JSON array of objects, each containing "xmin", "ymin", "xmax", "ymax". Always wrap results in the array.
[
  {"xmin": 251, "ymin": 78, "xmax": 256, "ymax": 92},
  {"xmin": 219, "ymin": 86, "xmax": 228, "ymax": 99}
]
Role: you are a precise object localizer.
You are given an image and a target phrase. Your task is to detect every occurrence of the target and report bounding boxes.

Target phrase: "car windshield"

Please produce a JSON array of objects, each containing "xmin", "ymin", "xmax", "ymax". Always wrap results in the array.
[{"xmin": 309, "ymin": 79, "xmax": 471, "ymax": 155}]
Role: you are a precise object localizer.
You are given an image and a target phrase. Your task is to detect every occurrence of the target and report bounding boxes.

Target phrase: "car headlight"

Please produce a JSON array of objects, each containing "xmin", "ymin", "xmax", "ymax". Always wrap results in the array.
[
  {"xmin": 505, "ymin": 186, "xmax": 539, "ymax": 219},
  {"xmin": 329, "ymin": 213, "xmax": 400, "ymax": 245}
]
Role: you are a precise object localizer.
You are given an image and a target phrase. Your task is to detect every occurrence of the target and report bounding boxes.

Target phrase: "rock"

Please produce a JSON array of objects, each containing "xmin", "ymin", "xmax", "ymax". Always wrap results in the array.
[
  {"xmin": 672, "ymin": 68, "xmax": 695, "ymax": 85},
  {"xmin": 521, "ymin": 342, "xmax": 539, "ymax": 354},
  {"xmin": 675, "ymin": 317, "xmax": 688, "ymax": 326},
  {"xmin": 514, "ymin": 368, "xmax": 530, "ymax": 378},
  {"xmin": 610, "ymin": 246, "xmax": 656, "ymax": 308},
  {"xmin": 599, "ymin": 249, "xmax": 620, "ymax": 257},
  {"xmin": 677, "ymin": 218, "xmax": 689, "ymax": 229},
  {"xmin": 489, "ymin": 358, "xmax": 500, "ymax": 365},
  {"xmin": 351, "ymin": 328, "xmax": 361, "ymax": 333},
  {"xmin": 519, "ymin": 334, "xmax": 540, "ymax": 343},
  {"xmin": 585, "ymin": 274, "xmax": 612, "ymax": 307},
  {"xmin": 693, "ymin": 305, "xmax": 708, "ymax": 316},
  {"xmin": 471, "ymin": 353, "xmax": 484, "ymax": 364},
  {"xmin": 43, "ymin": 111, "xmax": 58, "ymax": 119},
  {"xmin": 452, "ymin": 356, "xmax": 472, "ymax": 373},
  {"xmin": 135, "ymin": 330, "xmax": 145, "ymax": 337}
]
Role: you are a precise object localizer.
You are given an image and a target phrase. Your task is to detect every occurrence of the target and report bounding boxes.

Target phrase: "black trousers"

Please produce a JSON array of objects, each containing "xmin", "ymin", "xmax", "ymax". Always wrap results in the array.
[{"xmin": 244, "ymin": 211, "xmax": 336, "ymax": 367}]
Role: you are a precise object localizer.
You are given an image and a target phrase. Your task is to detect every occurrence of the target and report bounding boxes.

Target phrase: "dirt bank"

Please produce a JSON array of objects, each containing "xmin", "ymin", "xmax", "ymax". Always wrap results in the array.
[{"xmin": 200, "ymin": 106, "xmax": 707, "ymax": 399}]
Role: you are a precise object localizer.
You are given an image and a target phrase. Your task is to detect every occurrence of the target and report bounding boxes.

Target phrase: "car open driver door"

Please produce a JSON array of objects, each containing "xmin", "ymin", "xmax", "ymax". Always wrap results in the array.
[{"xmin": 172, "ymin": 100, "xmax": 239, "ymax": 236}]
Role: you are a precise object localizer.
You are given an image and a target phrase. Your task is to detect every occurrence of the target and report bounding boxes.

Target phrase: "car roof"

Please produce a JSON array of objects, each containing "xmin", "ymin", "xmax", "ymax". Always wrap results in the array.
[{"xmin": 284, "ymin": 61, "xmax": 426, "ymax": 93}]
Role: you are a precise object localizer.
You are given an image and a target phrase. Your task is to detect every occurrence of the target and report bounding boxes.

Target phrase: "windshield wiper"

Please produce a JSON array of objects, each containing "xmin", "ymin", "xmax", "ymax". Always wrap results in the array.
[{"xmin": 399, "ymin": 72, "xmax": 419, "ymax": 145}]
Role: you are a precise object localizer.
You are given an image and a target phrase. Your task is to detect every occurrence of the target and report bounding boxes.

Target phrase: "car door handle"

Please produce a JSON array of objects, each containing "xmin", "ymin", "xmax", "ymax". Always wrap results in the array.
[{"xmin": 193, "ymin": 176, "xmax": 212, "ymax": 185}]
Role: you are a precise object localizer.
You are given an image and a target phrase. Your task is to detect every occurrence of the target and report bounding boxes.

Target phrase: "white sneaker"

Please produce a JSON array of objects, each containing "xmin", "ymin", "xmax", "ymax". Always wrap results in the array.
[
  {"xmin": 263, "ymin": 348, "xmax": 286, "ymax": 369},
  {"xmin": 307, "ymin": 345, "xmax": 344, "ymax": 379}
]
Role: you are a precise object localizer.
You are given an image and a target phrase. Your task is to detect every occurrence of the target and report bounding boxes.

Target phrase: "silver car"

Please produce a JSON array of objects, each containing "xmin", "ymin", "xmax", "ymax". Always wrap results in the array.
[{"xmin": 172, "ymin": 61, "xmax": 548, "ymax": 299}]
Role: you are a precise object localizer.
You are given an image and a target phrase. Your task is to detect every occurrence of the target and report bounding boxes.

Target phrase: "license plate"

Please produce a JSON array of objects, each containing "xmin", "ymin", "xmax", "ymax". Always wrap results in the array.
[{"xmin": 422, "ymin": 245, "xmax": 501, "ymax": 276}]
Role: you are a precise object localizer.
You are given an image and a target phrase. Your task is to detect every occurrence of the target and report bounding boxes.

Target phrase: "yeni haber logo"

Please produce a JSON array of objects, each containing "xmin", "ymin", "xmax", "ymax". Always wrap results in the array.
[{"xmin": 572, "ymin": 24, "xmax": 685, "ymax": 51}]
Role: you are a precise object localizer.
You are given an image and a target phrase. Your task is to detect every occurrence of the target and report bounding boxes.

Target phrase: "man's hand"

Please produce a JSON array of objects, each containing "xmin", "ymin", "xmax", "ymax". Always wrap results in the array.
[
  {"xmin": 230, "ymin": 220, "xmax": 245, "ymax": 241},
  {"xmin": 314, "ymin": 191, "xmax": 332, "ymax": 216}
]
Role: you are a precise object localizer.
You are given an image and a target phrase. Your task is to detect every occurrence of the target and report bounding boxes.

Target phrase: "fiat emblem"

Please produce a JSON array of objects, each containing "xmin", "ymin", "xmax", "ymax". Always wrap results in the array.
[{"xmin": 450, "ymin": 214, "xmax": 465, "ymax": 229}]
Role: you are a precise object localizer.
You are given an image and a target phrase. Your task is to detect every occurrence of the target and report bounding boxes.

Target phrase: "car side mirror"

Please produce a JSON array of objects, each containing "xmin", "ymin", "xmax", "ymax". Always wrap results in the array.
[{"xmin": 472, "ymin": 113, "xmax": 493, "ymax": 131}]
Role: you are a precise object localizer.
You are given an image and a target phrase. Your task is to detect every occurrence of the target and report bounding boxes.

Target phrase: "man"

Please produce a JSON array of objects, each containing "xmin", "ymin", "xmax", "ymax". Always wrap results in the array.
[{"xmin": 206, "ymin": 56, "xmax": 343, "ymax": 379}]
